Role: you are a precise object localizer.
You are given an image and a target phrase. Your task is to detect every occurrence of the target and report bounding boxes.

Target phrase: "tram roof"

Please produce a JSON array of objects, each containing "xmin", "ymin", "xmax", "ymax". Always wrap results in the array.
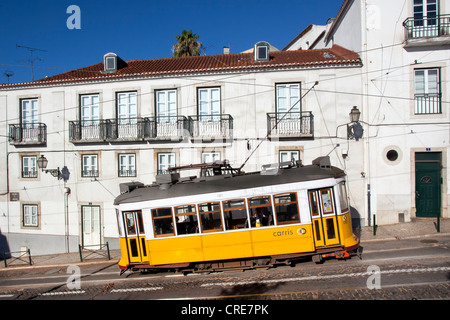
[{"xmin": 114, "ymin": 157, "xmax": 345, "ymax": 205}]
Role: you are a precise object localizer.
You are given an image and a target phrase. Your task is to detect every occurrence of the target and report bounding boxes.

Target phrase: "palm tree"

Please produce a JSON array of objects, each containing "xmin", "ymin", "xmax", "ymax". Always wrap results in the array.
[{"xmin": 172, "ymin": 30, "xmax": 204, "ymax": 57}]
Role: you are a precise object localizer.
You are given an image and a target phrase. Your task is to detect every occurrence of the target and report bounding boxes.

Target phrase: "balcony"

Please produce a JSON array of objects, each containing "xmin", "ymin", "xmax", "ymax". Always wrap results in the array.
[
  {"xmin": 69, "ymin": 116, "xmax": 190, "ymax": 143},
  {"xmin": 403, "ymin": 14, "xmax": 450, "ymax": 47},
  {"xmin": 145, "ymin": 116, "xmax": 189, "ymax": 141},
  {"xmin": 267, "ymin": 112, "xmax": 314, "ymax": 140},
  {"xmin": 189, "ymin": 114, "xmax": 233, "ymax": 142},
  {"xmin": 414, "ymin": 93, "xmax": 441, "ymax": 114},
  {"xmin": 9, "ymin": 123, "xmax": 47, "ymax": 146}
]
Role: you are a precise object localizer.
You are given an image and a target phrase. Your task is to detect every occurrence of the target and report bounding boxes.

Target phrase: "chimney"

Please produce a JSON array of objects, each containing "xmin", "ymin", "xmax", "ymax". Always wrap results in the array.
[{"xmin": 223, "ymin": 46, "xmax": 230, "ymax": 54}]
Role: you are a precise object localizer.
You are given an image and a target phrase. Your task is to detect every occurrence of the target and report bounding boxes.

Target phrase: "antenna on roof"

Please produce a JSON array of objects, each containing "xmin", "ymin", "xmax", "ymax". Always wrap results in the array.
[
  {"xmin": 238, "ymin": 81, "xmax": 319, "ymax": 172},
  {"xmin": 3, "ymin": 70, "xmax": 14, "ymax": 84},
  {"xmin": 16, "ymin": 44, "xmax": 47, "ymax": 81}
]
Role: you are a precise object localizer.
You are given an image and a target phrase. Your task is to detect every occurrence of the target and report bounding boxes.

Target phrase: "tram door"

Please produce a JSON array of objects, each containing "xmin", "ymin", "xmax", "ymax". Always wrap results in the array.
[
  {"xmin": 124, "ymin": 211, "xmax": 148, "ymax": 264},
  {"xmin": 308, "ymin": 188, "xmax": 340, "ymax": 247}
]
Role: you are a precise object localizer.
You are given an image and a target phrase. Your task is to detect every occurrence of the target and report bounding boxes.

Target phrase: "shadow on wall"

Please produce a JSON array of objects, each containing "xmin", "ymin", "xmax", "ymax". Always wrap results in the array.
[
  {"xmin": 0, "ymin": 228, "xmax": 11, "ymax": 259},
  {"xmin": 350, "ymin": 206, "xmax": 362, "ymax": 236}
]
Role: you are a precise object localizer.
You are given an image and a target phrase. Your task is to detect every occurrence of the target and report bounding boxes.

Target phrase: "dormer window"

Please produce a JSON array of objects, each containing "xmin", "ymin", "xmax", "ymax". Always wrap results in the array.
[
  {"xmin": 104, "ymin": 52, "xmax": 118, "ymax": 73},
  {"xmin": 254, "ymin": 41, "xmax": 270, "ymax": 62}
]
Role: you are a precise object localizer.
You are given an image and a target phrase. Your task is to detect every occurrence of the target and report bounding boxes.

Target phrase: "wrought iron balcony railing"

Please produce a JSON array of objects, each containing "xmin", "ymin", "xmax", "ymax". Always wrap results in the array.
[
  {"xmin": 188, "ymin": 114, "xmax": 233, "ymax": 141},
  {"xmin": 69, "ymin": 116, "xmax": 190, "ymax": 143},
  {"xmin": 414, "ymin": 93, "xmax": 442, "ymax": 114},
  {"xmin": 267, "ymin": 112, "xmax": 314, "ymax": 139},
  {"xmin": 145, "ymin": 116, "xmax": 189, "ymax": 141},
  {"xmin": 403, "ymin": 14, "xmax": 450, "ymax": 40},
  {"xmin": 9, "ymin": 123, "xmax": 47, "ymax": 145}
]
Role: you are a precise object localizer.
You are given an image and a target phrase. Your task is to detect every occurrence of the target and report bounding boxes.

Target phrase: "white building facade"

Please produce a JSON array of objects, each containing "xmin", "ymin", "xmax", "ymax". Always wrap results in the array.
[
  {"xmin": 1, "ymin": 45, "xmax": 365, "ymax": 255},
  {"xmin": 287, "ymin": 0, "xmax": 450, "ymax": 226},
  {"xmin": 1, "ymin": 0, "xmax": 448, "ymax": 256}
]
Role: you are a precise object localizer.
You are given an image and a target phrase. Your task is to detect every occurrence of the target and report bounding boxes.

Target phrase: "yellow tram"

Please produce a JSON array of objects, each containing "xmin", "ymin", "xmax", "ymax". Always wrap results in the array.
[{"xmin": 114, "ymin": 157, "xmax": 359, "ymax": 273}]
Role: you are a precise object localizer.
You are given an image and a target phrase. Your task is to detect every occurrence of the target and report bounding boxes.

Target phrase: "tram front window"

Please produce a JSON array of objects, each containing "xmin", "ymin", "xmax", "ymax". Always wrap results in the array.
[{"xmin": 274, "ymin": 193, "xmax": 300, "ymax": 224}]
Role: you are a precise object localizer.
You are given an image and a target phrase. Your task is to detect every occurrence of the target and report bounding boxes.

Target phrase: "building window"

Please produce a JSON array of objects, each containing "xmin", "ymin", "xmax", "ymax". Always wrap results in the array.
[
  {"xmin": 82, "ymin": 154, "xmax": 99, "ymax": 177},
  {"xmin": 413, "ymin": 0, "xmax": 439, "ymax": 37},
  {"xmin": 276, "ymin": 83, "xmax": 301, "ymax": 118},
  {"xmin": 254, "ymin": 41, "xmax": 270, "ymax": 62},
  {"xmin": 80, "ymin": 94, "xmax": 100, "ymax": 124},
  {"xmin": 117, "ymin": 92, "xmax": 137, "ymax": 123},
  {"xmin": 21, "ymin": 98, "xmax": 39, "ymax": 127},
  {"xmin": 279, "ymin": 150, "xmax": 300, "ymax": 165},
  {"xmin": 414, "ymin": 68, "xmax": 441, "ymax": 114},
  {"xmin": 157, "ymin": 152, "xmax": 175, "ymax": 175},
  {"xmin": 198, "ymin": 87, "xmax": 220, "ymax": 121},
  {"xmin": 118, "ymin": 153, "xmax": 136, "ymax": 177},
  {"xmin": 23, "ymin": 204, "xmax": 39, "ymax": 228},
  {"xmin": 22, "ymin": 155, "xmax": 37, "ymax": 178},
  {"xmin": 156, "ymin": 89, "xmax": 177, "ymax": 122}
]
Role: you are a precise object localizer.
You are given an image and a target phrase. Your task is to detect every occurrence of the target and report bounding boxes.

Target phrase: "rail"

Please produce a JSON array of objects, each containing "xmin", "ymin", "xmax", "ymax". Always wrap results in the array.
[
  {"xmin": 78, "ymin": 243, "xmax": 111, "ymax": 262},
  {"xmin": 267, "ymin": 111, "xmax": 313, "ymax": 139},
  {"xmin": 2, "ymin": 249, "xmax": 32, "ymax": 267},
  {"xmin": 403, "ymin": 14, "xmax": 450, "ymax": 39},
  {"xmin": 9, "ymin": 123, "xmax": 47, "ymax": 145}
]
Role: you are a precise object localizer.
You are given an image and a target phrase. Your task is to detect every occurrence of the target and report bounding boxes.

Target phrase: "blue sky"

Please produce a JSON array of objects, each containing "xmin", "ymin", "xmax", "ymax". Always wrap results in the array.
[{"xmin": 0, "ymin": 0, "xmax": 343, "ymax": 84}]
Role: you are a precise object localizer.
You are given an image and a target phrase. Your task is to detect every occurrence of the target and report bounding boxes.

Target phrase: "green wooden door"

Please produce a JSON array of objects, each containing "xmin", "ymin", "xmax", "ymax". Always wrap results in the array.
[{"xmin": 415, "ymin": 153, "xmax": 441, "ymax": 218}]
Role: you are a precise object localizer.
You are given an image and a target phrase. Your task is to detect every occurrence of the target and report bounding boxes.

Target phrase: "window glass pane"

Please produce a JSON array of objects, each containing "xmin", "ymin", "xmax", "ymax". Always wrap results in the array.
[
  {"xmin": 248, "ymin": 196, "xmax": 274, "ymax": 227},
  {"xmin": 152, "ymin": 208, "xmax": 174, "ymax": 236},
  {"xmin": 199, "ymin": 202, "xmax": 222, "ymax": 232},
  {"xmin": 175, "ymin": 205, "xmax": 199, "ymax": 235},
  {"xmin": 427, "ymin": 69, "xmax": 438, "ymax": 94},
  {"xmin": 223, "ymin": 199, "xmax": 248, "ymax": 230},
  {"xmin": 414, "ymin": 70, "xmax": 425, "ymax": 95},
  {"xmin": 338, "ymin": 183, "xmax": 349, "ymax": 212},
  {"xmin": 309, "ymin": 191, "xmax": 320, "ymax": 217},
  {"xmin": 125, "ymin": 213, "xmax": 136, "ymax": 235},
  {"xmin": 152, "ymin": 208, "xmax": 172, "ymax": 217},
  {"xmin": 137, "ymin": 211, "xmax": 145, "ymax": 233},
  {"xmin": 274, "ymin": 193, "xmax": 300, "ymax": 224},
  {"xmin": 320, "ymin": 189, "xmax": 334, "ymax": 214}
]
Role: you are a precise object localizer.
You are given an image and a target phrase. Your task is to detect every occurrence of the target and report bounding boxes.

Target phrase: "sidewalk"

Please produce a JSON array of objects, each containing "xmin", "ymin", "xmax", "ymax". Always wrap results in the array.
[{"xmin": 1, "ymin": 218, "xmax": 448, "ymax": 270}]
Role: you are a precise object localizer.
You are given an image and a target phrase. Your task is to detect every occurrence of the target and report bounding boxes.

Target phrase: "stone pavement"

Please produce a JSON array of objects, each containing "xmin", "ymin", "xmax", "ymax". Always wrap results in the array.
[{"xmin": 1, "ymin": 218, "xmax": 448, "ymax": 270}]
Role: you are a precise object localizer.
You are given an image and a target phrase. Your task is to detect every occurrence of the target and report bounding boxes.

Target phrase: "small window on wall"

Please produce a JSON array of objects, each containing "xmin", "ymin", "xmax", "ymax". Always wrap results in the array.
[
  {"xmin": 152, "ymin": 208, "xmax": 174, "ymax": 237},
  {"xmin": 22, "ymin": 204, "xmax": 39, "ymax": 228},
  {"xmin": 22, "ymin": 155, "xmax": 38, "ymax": 178},
  {"xmin": 273, "ymin": 193, "xmax": 300, "ymax": 224}
]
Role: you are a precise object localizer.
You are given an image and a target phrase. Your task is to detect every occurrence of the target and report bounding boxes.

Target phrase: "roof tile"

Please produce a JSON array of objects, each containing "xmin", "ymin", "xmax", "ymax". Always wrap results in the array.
[{"xmin": 1, "ymin": 45, "xmax": 360, "ymax": 88}]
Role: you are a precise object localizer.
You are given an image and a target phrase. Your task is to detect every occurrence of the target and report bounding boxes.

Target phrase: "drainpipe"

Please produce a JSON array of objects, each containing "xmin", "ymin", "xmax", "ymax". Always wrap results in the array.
[{"xmin": 64, "ymin": 187, "xmax": 71, "ymax": 253}]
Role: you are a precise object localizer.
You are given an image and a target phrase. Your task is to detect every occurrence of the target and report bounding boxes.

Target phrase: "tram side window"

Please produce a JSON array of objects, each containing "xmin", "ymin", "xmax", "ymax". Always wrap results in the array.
[
  {"xmin": 223, "ymin": 199, "xmax": 248, "ymax": 230},
  {"xmin": 175, "ymin": 205, "xmax": 199, "ymax": 235},
  {"xmin": 152, "ymin": 208, "xmax": 175, "ymax": 237},
  {"xmin": 248, "ymin": 196, "xmax": 274, "ymax": 227},
  {"xmin": 273, "ymin": 193, "xmax": 300, "ymax": 225},
  {"xmin": 337, "ymin": 182, "xmax": 349, "ymax": 212},
  {"xmin": 198, "ymin": 202, "xmax": 223, "ymax": 232}
]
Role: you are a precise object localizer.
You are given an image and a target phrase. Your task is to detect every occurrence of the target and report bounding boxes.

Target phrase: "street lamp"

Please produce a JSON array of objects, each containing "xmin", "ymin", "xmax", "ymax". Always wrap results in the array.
[
  {"xmin": 349, "ymin": 106, "xmax": 361, "ymax": 123},
  {"xmin": 37, "ymin": 155, "xmax": 70, "ymax": 181},
  {"xmin": 347, "ymin": 106, "xmax": 363, "ymax": 141}
]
